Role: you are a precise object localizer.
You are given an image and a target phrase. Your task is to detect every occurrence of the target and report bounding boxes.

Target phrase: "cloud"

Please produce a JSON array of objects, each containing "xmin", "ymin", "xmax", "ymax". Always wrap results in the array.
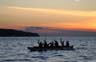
[
  {"xmin": 24, "ymin": 26, "xmax": 57, "ymax": 33},
  {"xmin": 0, "ymin": 6, "xmax": 96, "ymax": 30},
  {"xmin": 2, "ymin": 0, "xmax": 96, "ymax": 11},
  {"xmin": 8, "ymin": 6, "xmax": 96, "ymax": 17},
  {"xmin": 24, "ymin": 26, "xmax": 96, "ymax": 36}
]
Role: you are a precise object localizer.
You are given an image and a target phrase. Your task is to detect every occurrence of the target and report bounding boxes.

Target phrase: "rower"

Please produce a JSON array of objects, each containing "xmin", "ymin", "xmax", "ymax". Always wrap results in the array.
[
  {"xmin": 54, "ymin": 40, "xmax": 59, "ymax": 47},
  {"xmin": 43, "ymin": 40, "xmax": 48, "ymax": 48},
  {"xmin": 60, "ymin": 39, "xmax": 64, "ymax": 47},
  {"xmin": 66, "ymin": 41, "xmax": 70, "ymax": 47},
  {"xmin": 49, "ymin": 41, "xmax": 54, "ymax": 47},
  {"xmin": 38, "ymin": 40, "xmax": 43, "ymax": 48}
]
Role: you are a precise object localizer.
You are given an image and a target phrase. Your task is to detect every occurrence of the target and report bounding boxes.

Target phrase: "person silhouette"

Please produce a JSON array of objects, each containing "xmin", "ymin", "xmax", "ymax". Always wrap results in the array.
[
  {"xmin": 66, "ymin": 41, "xmax": 70, "ymax": 47},
  {"xmin": 60, "ymin": 39, "xmax": 64, "ymax": 47},
  {"xmin": 43, "ymin": 40, "xmax": 48, "ymax": 48},
  {"xmin": 54, "ymin": 40, "xmax": 59, "ymax": 47},
  {"xmin": 38, "ymin": 40, "xmax": 43, "ymax": 48},
  {"xmin": 49, "ymin": 41, "xmax": 54, "ymax": 47}
]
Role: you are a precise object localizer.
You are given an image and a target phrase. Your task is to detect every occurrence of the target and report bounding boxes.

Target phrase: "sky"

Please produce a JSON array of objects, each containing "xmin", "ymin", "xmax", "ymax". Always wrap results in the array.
[{"xmin": 0, "ymin": 0, "xmax": 96, "ymax": 31}]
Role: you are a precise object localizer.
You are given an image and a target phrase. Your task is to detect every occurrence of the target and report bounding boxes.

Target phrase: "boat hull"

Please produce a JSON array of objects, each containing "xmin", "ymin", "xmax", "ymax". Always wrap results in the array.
[{"xmin": 27, "ymin": 46, "xmax": 75, "ymax": 52}]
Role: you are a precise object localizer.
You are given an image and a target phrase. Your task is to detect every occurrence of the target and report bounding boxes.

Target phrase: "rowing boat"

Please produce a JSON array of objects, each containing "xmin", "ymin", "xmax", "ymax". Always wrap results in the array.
[{"xmin": 27, "ymin": 46, "xmax": 75, "ymax": 52}]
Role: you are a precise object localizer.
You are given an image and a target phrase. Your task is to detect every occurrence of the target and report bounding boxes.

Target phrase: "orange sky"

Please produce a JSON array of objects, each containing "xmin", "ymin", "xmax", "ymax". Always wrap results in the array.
[{"xmin": 0, "ymin": 6, "xmax": 96, "ymax": 31}]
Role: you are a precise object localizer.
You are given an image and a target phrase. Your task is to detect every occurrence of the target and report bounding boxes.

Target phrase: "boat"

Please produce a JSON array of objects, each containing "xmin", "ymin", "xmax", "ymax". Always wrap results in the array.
[{"xmin": 27, "ymin": 46, "xmax": 75, "ymax": 52}]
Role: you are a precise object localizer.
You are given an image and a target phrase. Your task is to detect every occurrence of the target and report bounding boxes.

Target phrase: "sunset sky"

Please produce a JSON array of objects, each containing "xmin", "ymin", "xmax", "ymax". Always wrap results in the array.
[{"xmin": 0, "ymin": 0, "xmax": 96, "ymax": 31}]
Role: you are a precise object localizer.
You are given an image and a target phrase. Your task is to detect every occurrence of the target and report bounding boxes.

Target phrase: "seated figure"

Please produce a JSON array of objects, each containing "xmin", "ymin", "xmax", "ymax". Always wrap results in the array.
[
  {"xmin": 49, "ymin": 41, "xmax": 54, "ymax": 47},
  {"xmin": 43, "ymin": 40, "xmax": 49, "ymax": 48},
  {"xmin": 54, "ymin": 40, "xmax": 59, "ymax": 47},
  {"xmin": 60, "ymin": 40, "xmax": 64, "ymax": 47},
  {"xmin": 38, "ymin": 40, "xmax": 43, "ymax": 48},
  {"xmin": 66, "ymin": 41, "xmax": 70, "ymax": 47}
]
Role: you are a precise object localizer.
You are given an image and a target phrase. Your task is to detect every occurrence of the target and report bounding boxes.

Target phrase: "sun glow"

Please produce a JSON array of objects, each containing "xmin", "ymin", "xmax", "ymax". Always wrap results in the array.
[{"xmin": 74, "ymin": 0, "xmax": 80, "ymax": 2}]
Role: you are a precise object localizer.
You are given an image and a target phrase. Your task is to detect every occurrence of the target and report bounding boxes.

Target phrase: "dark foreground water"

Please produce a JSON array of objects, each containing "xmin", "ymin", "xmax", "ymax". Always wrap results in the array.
[{"xmin": 0, "ymin": 37, "xmax": 96, "ymax": 62}]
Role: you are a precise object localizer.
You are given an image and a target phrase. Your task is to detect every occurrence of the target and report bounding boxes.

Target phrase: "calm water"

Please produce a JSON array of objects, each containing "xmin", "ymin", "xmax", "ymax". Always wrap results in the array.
[{"xmin": 0, "ymin": 37, "xmax": 96, "ymax": 62}]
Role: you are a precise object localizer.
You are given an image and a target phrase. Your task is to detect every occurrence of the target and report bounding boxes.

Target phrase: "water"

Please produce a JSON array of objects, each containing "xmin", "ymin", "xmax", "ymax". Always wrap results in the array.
[{"xmin": 0, "ymin": 37, "xmax": 96, "ymax": 62}]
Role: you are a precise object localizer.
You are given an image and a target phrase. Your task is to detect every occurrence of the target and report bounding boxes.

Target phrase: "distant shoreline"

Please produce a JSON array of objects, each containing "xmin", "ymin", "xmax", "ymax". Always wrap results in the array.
[{"xmin": 0, "ymin": 29, "xmax": 40, "ymax": 37}]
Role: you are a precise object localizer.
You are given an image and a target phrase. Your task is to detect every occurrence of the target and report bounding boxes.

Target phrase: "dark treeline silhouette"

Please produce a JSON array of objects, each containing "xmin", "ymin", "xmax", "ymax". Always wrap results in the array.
[{"xmin": 0, "ymin": 29, "xmax": 40, "ymax": 37}]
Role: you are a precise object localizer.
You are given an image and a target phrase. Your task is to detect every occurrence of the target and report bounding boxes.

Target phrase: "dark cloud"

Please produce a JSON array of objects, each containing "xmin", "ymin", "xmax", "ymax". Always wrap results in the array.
[
  {"xmin": 25, "ymin": 27, "xmax": 46, "ymax": 30},
  {"xmin": 23, "ymin": 26, "xmax": 96, "ymax": 36}
]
